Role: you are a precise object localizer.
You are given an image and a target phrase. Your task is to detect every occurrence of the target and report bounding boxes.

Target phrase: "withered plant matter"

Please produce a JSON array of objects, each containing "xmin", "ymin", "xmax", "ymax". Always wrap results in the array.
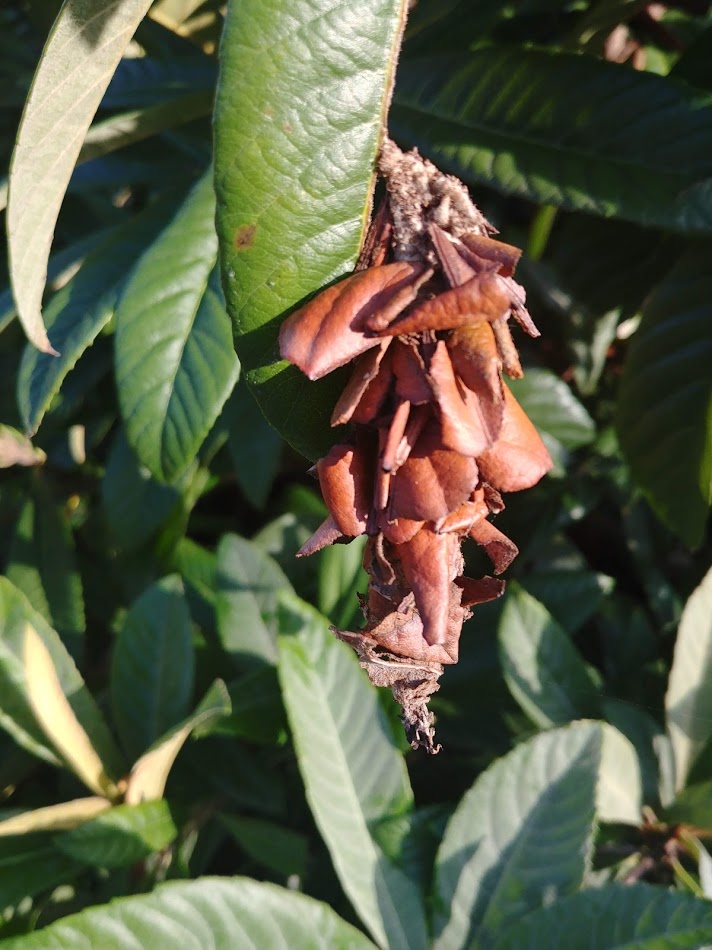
[{"xmin": 279, "ymin": 140, "xmax": 553, "ymax": 752}]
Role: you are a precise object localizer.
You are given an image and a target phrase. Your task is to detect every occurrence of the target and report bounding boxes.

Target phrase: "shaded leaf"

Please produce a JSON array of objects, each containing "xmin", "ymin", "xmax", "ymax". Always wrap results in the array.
[
  {"xmin": 56, "ymin": 800, "xmax": 177, "ymax": 869},
  {"xmin": 1, "ymin": 877, "xmax": 376, "ymax": 950},
  {"xmin": 215, "ymin": 669, "xmax": 287, "ymax": 745},
  {"xmin": 493, "ymin": 883, "xmax": 712, "ymax": 950},
  {"xmin": 617, "ymin": 246, "xmax": 712, "ymax": 548},
  {"xmin": 7, "ymin": 0, "xmax": 155, "ymax": 352},
  {"xmin": 499, "ymin": 583, "xmax": 601, "ymax": 729},
  {"xmin": 7, "ymin": 483, "xmax": 85, "ymax": 658},
  {"xmin": 214, "ymin": 0, "xmax": 410, "ymax": 460},
  {"xmin": 102, "ymin": 428, "xmax": 182, "ymax": 552},
  {"xmin": 220, "ymin": 815, "xmax": 307, "ymax": 879},
  {"xmin": 78, "ymin": 92, "xmax": 213, "ymax": 165},
  {"xmin": 17, "ymin": 197, "xmax": 180, "ymax": 435},
  {"xmin": 116, "ymin": 170, "xmax": 240, "ymax": 482},
  {"xmin": 433, "ymin": 722, "xmax": 601, "ymax": 950},
  {"xmin": 215, "ymin": 534, "xmax": 291, "ymax": 670},
  {"xmin": 392, "ymin": 48, "xmax": 712, "ymax": 233},
  {"xmin": 521, "ymin": 570, "xmax": 614, "ymax": 634},
  {"xmin": 0, "ymin": 834, "xmax": 81, "ymax": 912},
  {"xmin": 224, "ymin": 382, "xmax": 282, "ymax": 510},
  {"xmin": 666, "ymin": 567, "xmax": 712, "ymax": 791},
  {"xmin": 111, "ymin": 576, "xmax": 195, "ymax": 762},
  {"xmin": 278, "ymin": 593, "xmax": 426, "ymax": 949}
]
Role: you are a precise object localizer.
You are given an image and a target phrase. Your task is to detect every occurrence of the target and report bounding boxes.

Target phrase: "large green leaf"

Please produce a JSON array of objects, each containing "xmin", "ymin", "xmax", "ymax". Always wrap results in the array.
[
  {"xmin": 110, "ymin": 575, "xmax": 195, "ymax": 761},
  {"xmin": 278, "ymin": 593, "xmax": 426, "ymax": 950},
  {"xmin": 6, "ymin": 483, "xmax": 85, "ymax": 659},
  {"xmin": 432, "ymin": 722, "xmax": 601, "ymax": 950},
  {"xmin": 214, "ymin": 0, "xmax": 409, "ymax": 461},
  {"xmin": 391, "ymin": 48, "xmax": 712, "ymax": 233},
  {"xmin": 17, "ymin": 197, "xmax": 180, "ymax": 435},
  {"xmin": 6, "ymin": 0, "xmax": 155, "ymax": 353},
  {"xmin": 492, "ymin": 884, "xmax": 712, "ymax": 950},
  {"xmin": 498, "ymin": 584, "xmax": 601, "ymax": 729},
  {"xmin": 666, "ymin": 567, "xmax": 712, "ymax": 791},
  {"xmin": 115, "ymin": 171, "xmax": 240, "ymax": 483},
  {"xmin": 617, "ymin": 246, "xmax": 712, "ymax": 548},
  {"xmin": 215, "ymin": 534, "xmax": 292, "ymax": 670},
  {"xmin": 0, "ymin": 578, "xmax": 123, "ymax": 776},
  {"xmin": 1, "ymin": 877, "xmax": 376, "ymax": 950}
]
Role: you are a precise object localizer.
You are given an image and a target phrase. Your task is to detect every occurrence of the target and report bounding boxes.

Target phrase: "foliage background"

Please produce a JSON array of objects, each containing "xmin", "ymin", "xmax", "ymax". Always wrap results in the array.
[{"xmin": 0, "ymin": 0, "xmax": 711, "ymax": 946}]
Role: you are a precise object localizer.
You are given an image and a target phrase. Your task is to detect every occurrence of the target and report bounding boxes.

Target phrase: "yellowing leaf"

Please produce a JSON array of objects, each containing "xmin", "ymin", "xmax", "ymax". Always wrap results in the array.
[
  {"xmin": 23, "ymin": 623, "xmax": 120, "ymax": 800},
  {"xmin": 0, "ymin": 797, "xmax": 110, "ymax": 836},
  {"xmin": 125, "ymin": 681, "xmax": 229, "ymax": 805}
]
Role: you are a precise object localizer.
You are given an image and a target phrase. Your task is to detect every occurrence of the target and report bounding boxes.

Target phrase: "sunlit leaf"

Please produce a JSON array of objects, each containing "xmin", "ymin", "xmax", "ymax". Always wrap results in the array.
[{"xmin": 214, "ymin": 0, "xmax": 409, "ymax": 460}]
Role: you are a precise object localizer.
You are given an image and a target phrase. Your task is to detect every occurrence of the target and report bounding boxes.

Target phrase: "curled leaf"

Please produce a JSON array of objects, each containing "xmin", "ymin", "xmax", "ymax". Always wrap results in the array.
[
  {"xmin": 390, "ymin": 421, "xmax": 478, "ymax": 522},
  {"xmin": 477, "ymin": 385, "xmax": 554, "ymax": 492},
  {"xmin": 371, "ymin": 272, "xmax": 510, "ymax": 336},
  {"xmin": 279, "ymin": 261, "xmax": 430, "ymax": 379},
  {"xmin": 317, "ymin": 440, "xmax": 374, "ymax": 536}
]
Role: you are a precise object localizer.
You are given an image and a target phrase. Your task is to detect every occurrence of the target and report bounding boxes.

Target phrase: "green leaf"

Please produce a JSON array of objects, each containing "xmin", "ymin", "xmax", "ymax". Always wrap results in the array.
[
  {"xmin": 17, "ymin": 196, "xmax": 180, "ymax": 435},
  {"xmin": 214, "ymin": 0, "xmax": 409, "ymax": 461},
  {"xmin": 217, "ymin": 669, "xmax": 287, "ymax": 745},
  {"xmin": 318, "ymin": 534, "xmax": 368, "ymax": 629},
  {"xmin": 56, "ymin": 800, "xmax": 177, "ymax": 869},
  {"xmin": 0, "ymin": 834, "xmax": 81, "ymax": 911},
  {"xmin": 116, "ymin": 170, "xmax": 240, "ymax": 483},
  {"xmin": 508, "ymin": 369, "xmax": 596, "ymax": 452},
  {"xmin": 102, "ymin": 428, "xmax": 182, "ymax": 552},
  {"xmin": 391, "ymin": 48, "xmax": 712, "ymax": 233},
  {"xmin": 0, "ymin": 877, "xmax": 376, "ymax": 950},
  {"xmin": 617, "ymin": 246, "xmax": 712, "ymax": 548},
  {"xmin": 603, "ymin": 697, "xmax": 662, "ymax": 810},
  {"xmin": 111, "ymin": 575, "xmax": 195, "ymax": 761},
  {"xmin": 125, "ymin": 681, "xmax": 230, "ymax": 805},
  {"xmin": 433, "ymin": 722, "xmax": 601, "ymax": 950},
  {"xmin": 215, "ymin": 534, "xmax": 292, "ymax": 670},
  {"xmin": 665, "ymin": 778, "xmax": 712, "ymax": 828},
  {"xmin": 0, "ymin": 578, "xmax": 123, "ymax": 777},
  {"xmin": 6, "ymin": 484, "xmax": 85, "ymax": 658},
  {"xmin": 78, "ymin": 92, "xmax": 213, "ymax": 165},
  {"xmin": 666, "ymin": 567, "xmax": 712, "ymax": 791},
  {"xmin": 172, "ymin": 537, "xmax": 218, "ymax": 635},
  {"xmin": 499, "ymin": 583, "xmax": 601, "ymax": 729},
  {"xmin": 521, "ymin": 570, "xmax": 614, "ymax": 634},
  {"xmin": 6, "ymin": 0, "xmax": 155, "ymax": 353},
  {"xmin": 220, "ymin": 815, "xmax": 307, "ymax": 879},
  {"xmin": 278, "ymin": 593, "xmax": 426, "ymax": 950},
  {"xmin": 598, "ymin": 723, "xmax": 642, "ymax": 826},
  {"xmin": 492, "ymin": 883, "xmax": 712, "ymax": 950},
  {"xmin": 224, "ymin": 382, "xmax": 282, "ymax": 510}
]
